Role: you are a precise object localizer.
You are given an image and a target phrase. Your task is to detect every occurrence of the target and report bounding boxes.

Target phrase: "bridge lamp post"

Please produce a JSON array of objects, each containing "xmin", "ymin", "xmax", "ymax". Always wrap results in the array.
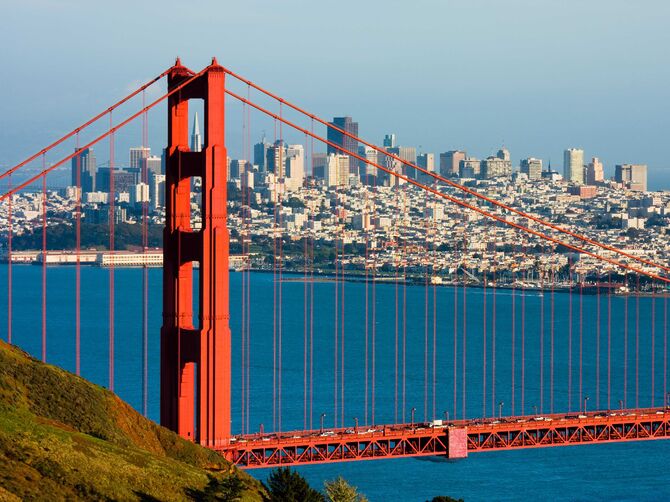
[
  {"xmin": 354, "ymin": 417, "xmax": 359, "ymax": 432},
  {"xmin": 498, "ymin": 401, "xmax": 504, "ymax": 419},
  {"xmin": 443, "ymin": 411, "xmax": 449, "ymax": 423},
  {"xmin": 259, "ymin": 423, "xmax": 264, "ymax": 435},
  {"xmin": 320, "ymin": 413, "xmax": 326, "ymax": 434},
  {"xmin": 533, "ymin": 405, "xmax": 538, "ymax": 416},
  {"xmin": 583, "ymin": 396, "xmax": 590, "ymax": 414},
  {"xmin": 618, "ymin": 400, "xmax": 623, "ymax": 412},
  {"xmin": 410, "ymin": 407, "xmax": 416, "ymax": 429},
  {"xmin": 666, "ymin": 392, "xmax": 670, "ymax": 409}
]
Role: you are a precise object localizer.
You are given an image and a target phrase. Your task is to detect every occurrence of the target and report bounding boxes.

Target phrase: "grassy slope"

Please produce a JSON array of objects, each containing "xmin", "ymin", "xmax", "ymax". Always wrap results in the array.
[{"xmin": 0, "ymin": 340, "xmax": 264, "ymax": 501}]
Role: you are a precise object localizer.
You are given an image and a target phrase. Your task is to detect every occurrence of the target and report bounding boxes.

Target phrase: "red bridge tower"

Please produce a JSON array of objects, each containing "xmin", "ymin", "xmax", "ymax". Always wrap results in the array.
[{"xmin": 160, "ymin": 59, "xmax": 231, "ymax": 447}]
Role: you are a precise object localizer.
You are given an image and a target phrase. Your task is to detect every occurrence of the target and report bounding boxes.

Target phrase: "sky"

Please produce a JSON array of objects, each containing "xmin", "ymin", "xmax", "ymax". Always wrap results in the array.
[{"xmin": 1, "ymin": 0, "xmax": 670, "ymax": 188}]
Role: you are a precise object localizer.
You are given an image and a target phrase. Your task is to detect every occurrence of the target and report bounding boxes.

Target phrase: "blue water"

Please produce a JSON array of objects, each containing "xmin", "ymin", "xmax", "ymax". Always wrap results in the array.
[{"xmin": 1, "ymin": 264, "xmax": 669, "ymax": 501}]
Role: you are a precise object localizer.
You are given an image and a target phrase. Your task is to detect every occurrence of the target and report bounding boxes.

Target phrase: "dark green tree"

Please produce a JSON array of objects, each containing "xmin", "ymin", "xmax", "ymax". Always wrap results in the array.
[{"xmin": 263, "ymin": 468, "xmax": 324, "ymax": 502}]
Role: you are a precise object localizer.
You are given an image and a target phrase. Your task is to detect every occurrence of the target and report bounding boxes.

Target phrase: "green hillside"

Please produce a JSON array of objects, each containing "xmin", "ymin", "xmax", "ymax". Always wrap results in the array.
[{"xmin": 0, "ymin": 340, "xmax": 264, "ymax": 501}]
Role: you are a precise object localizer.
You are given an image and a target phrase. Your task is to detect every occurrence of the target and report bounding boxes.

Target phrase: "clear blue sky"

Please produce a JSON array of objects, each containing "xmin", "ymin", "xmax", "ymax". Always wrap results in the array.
[{"xmin": 2, "ymin": 0, "xmax": 669, "ymax": 188}]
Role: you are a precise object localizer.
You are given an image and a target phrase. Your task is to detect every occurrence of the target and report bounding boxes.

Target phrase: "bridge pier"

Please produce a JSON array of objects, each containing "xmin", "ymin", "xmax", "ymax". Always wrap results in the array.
[{"xmin": 447, "ymin": 427, "xmax": 468, "ymax": 459}]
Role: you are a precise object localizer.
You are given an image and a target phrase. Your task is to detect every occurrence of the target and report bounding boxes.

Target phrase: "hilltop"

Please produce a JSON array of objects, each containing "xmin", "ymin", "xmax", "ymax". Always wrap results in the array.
[{"xmin": 0, "ymin": 340, "xmax": 264, "ymax": 501}]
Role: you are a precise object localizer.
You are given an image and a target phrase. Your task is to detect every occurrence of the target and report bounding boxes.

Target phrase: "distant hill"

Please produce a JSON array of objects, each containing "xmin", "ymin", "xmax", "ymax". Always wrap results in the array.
[{"xmin": 0, "ymin": 340, "xmax": 264, "ymax": 501}]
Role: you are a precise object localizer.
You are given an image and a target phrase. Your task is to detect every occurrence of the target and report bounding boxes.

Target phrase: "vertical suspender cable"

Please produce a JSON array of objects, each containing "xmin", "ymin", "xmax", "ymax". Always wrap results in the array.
[
  {"xmin": 540, "ymin": 267, "xmax": 545, "ymax": 413},
  {"xmin": 510, "ymin": 264, "xmax": 523, "ymax": 416},
  {"xmin": 141, "ymin": 90, "xmax": 149, "ymax": 417},
  {"xmin": 6, "ymin": 173, "xmax": 11, "ymax": 344},
  {"xmin": 579, "ymin": 273, "xmax": 583, "ymax": 409},
  {"xmin": 635, "ymin": 275, "xmax": 640, "ymax": 408},
  {"xmin": 568, "ymin": 258, "xmax": 573, "ymax": 411},
  {"xmin": 75, "ymin": 135, "xmax": 81, "ymax": 375},
  {"xmin": 624, "ymin": 275, "xmax": 628, "ymax": 408},
  {"xmin": 108, "ymin": 112, "xmax": 115, "ymax": 392},
  {"xmin": 608, "ymin": 273, "xmax": 612, "ymax": 410},
  {"xmin": 41, "ymin": 157, "xmax": 47, "ymax": 362},
  {"xmin": 596, "ymin": 276, "xmax": 601, "ymax": 410}
]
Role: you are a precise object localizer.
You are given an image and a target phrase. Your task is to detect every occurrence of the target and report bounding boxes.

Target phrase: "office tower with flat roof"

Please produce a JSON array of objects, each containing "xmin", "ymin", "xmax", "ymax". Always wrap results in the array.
[
  {"xmin": 564, "ymin": 148, "xmax": 585, "ymax": 184},
  {"xmin": 327, "ymin": 116, "xmax": 359, "ymax": 175},
  {"xmin": 520, "ymin": 157, "xmax": 543, "ymax": 180},
  {"xmin": 71, "ymin": 147, "xmax": 97, "ymax": 193},
  {"xmin": 284, "ymin": 144, "xmax": 305, "ymax": 191},
  {"xmin": 325, "ymin": 153, "xmax": 350, "ymax": 187},
  {"xmin": 439, "ymin": 150, "xmax": 466, "ymax": 177},
  {"xmin": 358, "ymin": 146, "xmax": 378, "ymax": 182},
  {"xmin": 585, "ymin": 157, "xmax": 604, "ymax": 185},
  {"xmin": 129, "ymin": 146, "xmax": 150, "ymax": 169},
  {"xmin": 417, "ymin": 153, "xmax": 436, "ymax": 183},
  {"xmin": 388, "ymin": 146, "xmax": 417, "ymax": 179},
  {"xmin": 615, "ymin": 164, "xmax": 647, "ymax": 191},
  {"xmin": 149, "ymin": 173, "xmax": 166, "ymax": 210},
  {"xmin": 190, "ymin": 112, "xmax": 202, "ymax": 152},
  {"xmin": 481, "ymin": 156, "xmax": 512, "ymax": 178},
  {"xmin": 383, "ymin": 133, "xmax": 397, "ymax": 148},
  {"xmin": 459, "ymin": 158, "xmax": 481, "ymax": 178},
  {"xmin": 254, "ymin": 136, "xmax": 271, "ymax": 172}
]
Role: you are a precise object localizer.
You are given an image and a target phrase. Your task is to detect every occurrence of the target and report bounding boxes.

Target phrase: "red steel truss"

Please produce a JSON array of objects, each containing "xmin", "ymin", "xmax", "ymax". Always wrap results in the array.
[{"xmin": 219, "ymin": 408, "xmax": 670, "ymax": 468}]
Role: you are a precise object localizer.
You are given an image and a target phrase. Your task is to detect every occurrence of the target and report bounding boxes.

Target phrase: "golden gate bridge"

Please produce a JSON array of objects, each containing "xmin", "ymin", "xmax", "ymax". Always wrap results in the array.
[{"xmin": 1, "ymin": 59, "xmax": 669, "ymax": 468}]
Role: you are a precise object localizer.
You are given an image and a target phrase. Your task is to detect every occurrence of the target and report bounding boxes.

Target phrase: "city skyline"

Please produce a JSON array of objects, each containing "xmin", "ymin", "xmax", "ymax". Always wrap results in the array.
[{"xmin": 2, "ymin": 1, "xmax": 670, "ymax": 189}]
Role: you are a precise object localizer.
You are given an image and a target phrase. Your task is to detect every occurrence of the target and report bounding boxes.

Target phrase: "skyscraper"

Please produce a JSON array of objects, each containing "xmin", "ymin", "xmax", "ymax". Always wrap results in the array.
[
  {"xmin": 585, "ymin": 157, "xmax": 604, "ymax": 185},
  {"xmin": 191, "ymin": 112, "xmax": 202, "ymax": 152},
  {"xmin": 615, "ymin": 164, "xmax": 647, "ymax": 191},
  {"xmin": 71, "ymin": 147, "xmax": 97, "ymax": 193},
  {"xmin": 254, "ymin": 136, "xmax": 271, "ymax": 171},
  {"xmin": 129, "ymin": 147, "xmax": 150, "ymax": 169},
  {"xmin": 564, "ymin": 148, "xmax": 585, "ymax": 184},
  {"xmin": 520, "ymin": 157, "xmax": 543, "ymax": 180},
  {"xmin": 439, "ymin": 151, "xmax": 466, "ymax": 177},
  {"xmin": 383, "ymin": 134, "xmax": 397, "ymax": 148},
  {"xmin": 327, "ymin": 116, "xmax": 359, "ymax": 175}
]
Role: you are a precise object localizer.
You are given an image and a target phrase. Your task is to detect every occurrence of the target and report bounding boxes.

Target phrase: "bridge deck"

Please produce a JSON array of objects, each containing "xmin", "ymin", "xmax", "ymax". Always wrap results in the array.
[{"xmin": 217, "ymin": 408, "xmax": 670, "ymax": 468}]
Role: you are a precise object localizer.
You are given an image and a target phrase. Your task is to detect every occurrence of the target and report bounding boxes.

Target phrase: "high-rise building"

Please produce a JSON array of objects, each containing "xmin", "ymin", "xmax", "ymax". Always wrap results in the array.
[
  {"xmin": 325, "ymin": 153, "xmax": 350, "ymax": 187},
  {"xmin": 585, "ymin": 157, "xmax": 604, "ymax": 185},
  {"xmin": 497, "ymin": 147, "xmax": 511, "ymax": 162},
  {"xmin": 615, "ymin": 164, "xmax": 647, "ymax": 191},
  {"xmin": 284, "ymin": 144, "xmax": 305, "ymax": 191},
  {"xmin": 327, "ymin": 116, "xmax": 358, "ymax": 175},
  {"xmin": 266, "ymin": 140, "xmax": 286, "ymax": 177},
  {"xmin": 481, "ymin": 156, "xmax": 512, "ymax": 179},
  {"xmin": 97, "ymin": 168, "xmax": 137, "ymax": 194},
  {"xmin": 358, "ymin": 146, "xmax": 378, "ymax": 182},
  {"xmin": 439, "ymin": 151, "xmax": 466, "ymax": 177},
  {"xmin": 520, "ymin": 157, "xmax": 543, "ymax": 180},
  {"xmin": 130, "ymin": 183, "xmax": 150, "ymax": 205},
  {"xmin": 564, "ymin": 148, "xmax": 585, "ymax": 184},
  {"xmin": 383, "ymin": 134, "xmax": 397, "ymax": 148},
  {"xmin": 417, "ymin": 153, "xmax": 436, "ymax": 183},
  {"xmin": 254, "ymin": 136, "xmax": 271, "ymax": 171},
  {"xmin": 129, "ymin": 147, "xmax": 150, "ymax": 170},
  {"xmin": 149, "ymin": 173, "xmax": 166, "ymax": 210},
  {"xmin": 388, "ymin": 146, "xmax": 417, "ymax": 178},
  {"xmin": 71, "ymin": 147, "xmax": 97, "ymax": 193},
  {"xmin": 459, "ymin": 158, "xmax": 481, "ymax": 178},
  {"xmin": 229, "ymin": 159, "xmax": 252, "ymax": 179},
  {"xmin": 191, "ymin": 112, "xmax": 202, "ymax": 152}
]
